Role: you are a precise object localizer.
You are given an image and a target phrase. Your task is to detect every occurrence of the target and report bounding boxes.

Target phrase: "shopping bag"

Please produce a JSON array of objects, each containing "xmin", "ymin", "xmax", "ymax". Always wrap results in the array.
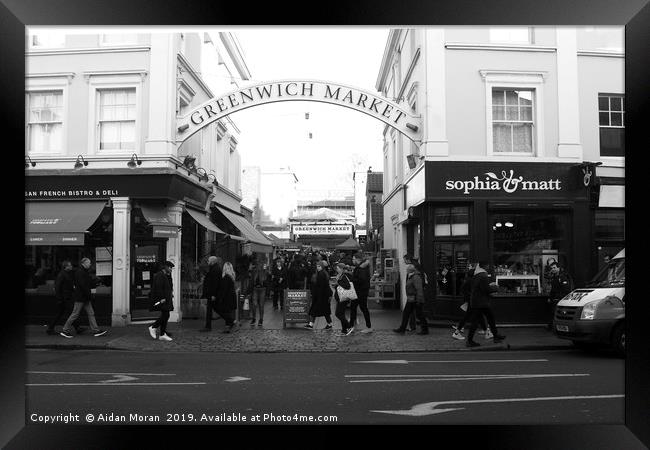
[
  {"xmin": 243, "ymin": 297, "xmax": 250, "ymax": 311},
  {"xmin": 336, "ymin": 281, "xmax": 358, "ymax": 302}
]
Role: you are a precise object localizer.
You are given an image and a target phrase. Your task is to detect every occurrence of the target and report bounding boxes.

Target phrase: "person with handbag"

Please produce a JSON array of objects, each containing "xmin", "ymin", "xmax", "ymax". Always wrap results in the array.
[
  {"xmin": 465, "ymin": 260, "xmax": 506, "ymax": 347},
  {"xmin": 333, "ymin": 263, "xmax": 356, "ymax": 336},
  {"xmin": 304, "ymin": 260, "xmax": 334, "ymax": 330},
  {"xmin": 394, "ymin": 263, "xmax": 429, "ymax": 335},
  {"xmin": 350, "ymin": 253, "xmax": 373, "ymax": 333},
  {"xmin": 452, "ymin": 267, "xmax": 490, "ymax": 340},
  {"xmin": 148, "ymin": 261, "xmax": 175, "ymax": 341},
  {"xmin": 218, "ymin": 262, "xmax": 239, "ymax": 333}
]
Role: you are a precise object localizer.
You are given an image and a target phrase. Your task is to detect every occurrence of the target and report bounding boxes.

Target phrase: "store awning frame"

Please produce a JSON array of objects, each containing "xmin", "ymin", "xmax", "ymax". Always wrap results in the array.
[
  {"xmin": 25, "ymin": 201, "xmax": 107, "ymax": 246},
  {"xmin": 215, "ymin": 206, "xmax": 273, "ymax": 251},
  {"xmin": 138, "ymin": 204, "xmax": 180, "ymax": 238}
]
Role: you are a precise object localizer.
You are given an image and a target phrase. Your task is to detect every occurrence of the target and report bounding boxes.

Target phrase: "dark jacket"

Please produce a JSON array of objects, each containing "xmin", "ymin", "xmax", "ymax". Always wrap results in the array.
[
  {"xmin": 217, "ymin": 275, "xmax": 237, "ymax": 310},
  {"xmin": 252, "ymin": 268, "xmax": 269, "ymax": 289},
  {"xmin": 202, "ymin": 263, "xmax": 222, "ymax": 300},
  {"xmin": 72, "ymin": 267, "xmax": 94, "ymax": 303},
  {"xmin": 352, "ymin": 260, "xmax": 371, "ymax": 296},
  {"xmin": 55, "ymin": 269, "xmax": 74, "ymax": 302},
  {"xmin": 272, "ymin": 264, "xmax": 288, "ymax": 289},
  {"xmin": 333, "ymin": 273, "xmax": 352, "ymax": 303},
  {"xmin": 405, "ymin": 271, "xmax": 425, "ymax": 304},
  {"xmin": 287, "ymin": 262, "xmax": 306, "ymax": 289},
  {"xmin": 460, "ymin": 269, "xmax": 475, "ymax": 303},
  {"xmin": 469, "ymin": 269, "xmax": 498, "ymax": 308},
  {"xmin": 309, "ymin": 269, "xmax": 332, "ymax": 317},
  {"xmin": 549, "ymin": 270, "xmax": 573, "ymax": 300},
  {"xmin": 150, "ymin": 270, "xmax": 174, "ymax": 312}
]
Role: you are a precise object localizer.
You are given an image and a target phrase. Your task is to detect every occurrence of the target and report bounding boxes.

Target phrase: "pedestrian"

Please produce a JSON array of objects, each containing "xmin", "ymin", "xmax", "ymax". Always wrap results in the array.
[
  {"xmin": 350, "ymin": 252, "xmax": 373, "ymax": 333},
  {"xmin": 272, "ymin": 258, "xmax": 288, "ymax": 311},
  {"xmin": 218, "ymin": 262, "xmax": 239, "ymax": 333},
  {"xmin": 46, "ymin": 260, "xmax": 84, "ymax": 335},
  {"xmin": 546, "ymin": 260, "xmax": 573, "ymax": 329},
  {"xmin": 451, "ymin": 267, "xmax": 490, "ymax": 340},
  {"xmin": 394, "ymin": 263, "xmax": 429, "ymax": 335},
  {"xmin": 287, "ymin": 255, "xmax": 306, "ymax": 289},
  {"xmin": 199, "ymin": 256, "xmax": 223, "ymax": 332},
  {"xmin": 60, "ymin": 258, "xmax": 107, "ymax": 338},
  {"xmin": 304, "ymin": 261, "xmax": 334, "ymax": 330},
  {"xmin": 333, "ymin": 262, "xmax": 354, "ymax": 336},
  {"xmin": 249, "ymin": 260, "xmax": 267, "ymax": 326},
  {"xmin": 147, "ymin": 261, "xmax": 175, "ymax": 341},
  {"xmin": 465, "ymin": 261, "xmax": 506, "ymax": 347}
]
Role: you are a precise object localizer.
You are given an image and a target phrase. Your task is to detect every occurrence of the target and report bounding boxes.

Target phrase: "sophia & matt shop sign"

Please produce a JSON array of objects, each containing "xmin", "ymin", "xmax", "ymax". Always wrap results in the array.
[{"xmin": 446, "ymin": 170, "xmax": 562, "ymax": 195}]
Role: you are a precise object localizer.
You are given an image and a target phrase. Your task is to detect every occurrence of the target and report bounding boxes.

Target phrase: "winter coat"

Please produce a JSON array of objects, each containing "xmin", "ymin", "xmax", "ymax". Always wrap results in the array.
[
  {"xmin": 549, "ymin": 270, "xmax": 573, "ymax": 300},
  {"xmin": 405, "ymin": 271, "xmax": 425, "ymax": 304},
  {"xmin": 252, "ymin": 268, "xmax": 269, "ymax": 289},
  {"xmin": 150, "ymin": 270, "xmax": 174, "ymax": 312},
  {"xmin": 287, "ymin": 262, "xmax": 306, "ymax": 289},
  {"xmin": 460, "ymin": 269, "xmax": 475, "ymax": 303},
  {"xmin": 55, "ymin": 269, "xmax": 74, "ymax": 302},
  {"xmin": 217, "ymin": 275, "xmax": 237, "ymax": 311},
  {"xmin": 309, "ymin": 269, "xmax": 332, "ymax": 317},
  {"xmin": 72, "ymin": 267, "xmax": 94, "ymax": 303},
  {"xmin": 272, "ymin": 265, "xmax": 288, "ymax": 289},
  {"xmin": 352, "ymin": 260, "xmax": 371, "ymax": 296},
  {"xmin": 333, "ymin": 273, "xmax": 352, "ymax": 303},
  {"xmin": 469, "ymin": 269, "xmax": 498, "ymax": 308},
  {"xmin": 202, "ymin": 263, "xmax": 222, "ymax": 300}
]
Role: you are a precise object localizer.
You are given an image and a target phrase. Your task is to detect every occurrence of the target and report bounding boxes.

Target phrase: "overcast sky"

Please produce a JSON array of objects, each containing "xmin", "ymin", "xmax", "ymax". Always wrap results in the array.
[{"xmin": 230, "ymin": 27, "xmax": 390, "ymax": 193}]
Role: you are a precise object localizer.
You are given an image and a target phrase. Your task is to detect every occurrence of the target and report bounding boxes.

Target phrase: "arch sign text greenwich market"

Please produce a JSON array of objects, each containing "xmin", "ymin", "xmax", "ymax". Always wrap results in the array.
[{"xmin": 176, "ymin": 80, "xmax": 422, "ymax": 143}]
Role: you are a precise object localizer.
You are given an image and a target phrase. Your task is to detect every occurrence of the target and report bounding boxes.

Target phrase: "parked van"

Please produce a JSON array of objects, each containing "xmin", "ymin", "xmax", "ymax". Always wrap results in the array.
[{"xmin": 553, "ymin": 249, "xmax": 625, "ymax": 355}]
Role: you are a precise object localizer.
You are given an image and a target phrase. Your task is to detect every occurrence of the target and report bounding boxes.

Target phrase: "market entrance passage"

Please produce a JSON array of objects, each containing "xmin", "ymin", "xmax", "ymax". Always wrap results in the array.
[{"xmin": 176, "ymin": 80, "xmax": 422, "ymax": 144}]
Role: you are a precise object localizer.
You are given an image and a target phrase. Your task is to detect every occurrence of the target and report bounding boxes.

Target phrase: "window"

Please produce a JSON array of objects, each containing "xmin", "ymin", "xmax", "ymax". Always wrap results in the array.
[
  {"xmin": 26, "ymin": 91, "xmax": 63, "ymax": 154},
  {"xmin": 28, "ymin": 31, "xmax": 65, "ymax": 48},
  {"xmin": 101, "ymin": 34, "xmax": 138, "ymax": 45},
  {"xmin": 599, "ymin": 94, "xmax": 625, "ymax": 157},
  {"xmin": 97, "ymin": 89, "xmax": 136, "ymax": 151},
  {"xmin": 595, "ymin": 210, "xmax": 624, "ymax": 241},
  {"xmin": 434, "ymin": 207, "xmax": 469, "ymax": 237},
  {"xmin": 492, "ymin": 89, "xmax": 534, "ymax": 153},
  {"xmin": 489, "ymin": 27, "xmax": 532, "ymax": 44}
]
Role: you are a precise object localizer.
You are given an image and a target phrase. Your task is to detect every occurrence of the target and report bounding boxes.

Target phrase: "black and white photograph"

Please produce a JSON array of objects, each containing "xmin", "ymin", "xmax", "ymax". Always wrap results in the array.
[{"xmin": 3, "ymin": 1, "xmax": 649, "ymax": 447}]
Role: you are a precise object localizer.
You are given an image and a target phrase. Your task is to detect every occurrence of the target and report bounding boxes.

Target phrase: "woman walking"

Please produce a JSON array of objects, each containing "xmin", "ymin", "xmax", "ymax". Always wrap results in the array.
[
  {"xmin": 333, "ymin": 263, "xmax": 354, "ymax": 336},
  {"xmin": 394, "ymin": 263, "xmax": 429, "ymax": 335},
  {"xmin": 218, "ymin": 262, "xmax": 239, "ymax": 333},
  {"xmin": 304, "ymin": 261, "xmax": 334, "ymax": 330},
  {"xmin": 250, "ymin": 261, "xmax": 268, "ymax": 326}
]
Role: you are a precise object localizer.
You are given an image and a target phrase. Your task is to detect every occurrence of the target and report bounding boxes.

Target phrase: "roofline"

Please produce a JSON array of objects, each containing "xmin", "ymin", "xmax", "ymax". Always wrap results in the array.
[{"xmin": 375, "ymin": 29, "xmax": 402, "ymax": 92}]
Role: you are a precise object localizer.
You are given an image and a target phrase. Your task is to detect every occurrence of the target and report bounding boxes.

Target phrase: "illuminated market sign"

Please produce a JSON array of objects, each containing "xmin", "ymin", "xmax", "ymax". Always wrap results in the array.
[
  {"xmin": 445, "ymin": 170, "xmax": 562, "ymax": 195},
  {"xmin": 177, "ymin": 80, "xmax": 422, "ymax": 144},
  {"xmin": 292, "ymin": 224, "xmax": 353, "ymax": 236}
]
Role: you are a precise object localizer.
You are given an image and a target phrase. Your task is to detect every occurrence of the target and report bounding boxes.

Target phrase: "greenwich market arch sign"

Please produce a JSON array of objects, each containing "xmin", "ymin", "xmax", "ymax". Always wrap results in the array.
[{"xmin": 176, "ymin": 80, "xmax": 422, "ymax": 144}]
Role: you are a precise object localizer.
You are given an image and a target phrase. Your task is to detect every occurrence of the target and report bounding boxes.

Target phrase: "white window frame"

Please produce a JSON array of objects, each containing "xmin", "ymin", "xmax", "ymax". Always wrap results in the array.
[
  {"xmin": 86, "ymin": 73, "xmax": 143, "ymax": 155},
  {"xmin": 598, "ymin": 93, "xmax": 625, "ymax": 162},
  {"xmin": 27, "ymin": 31, "xmax": 65, "ymax": 49},
  {"xmin": 25, "ymin": 75, "xmax": 71, "ymax": 157},
  {"xmin": 100, "ymin": 33, "xmax": 139, "ymax": 46},
  {"xmin": 480, "ymin": 70, "xmax": 546, "ymax": 157},
  {"xmin": 489, "ymin": 27, "xmax": 534, "ymax": 44}
]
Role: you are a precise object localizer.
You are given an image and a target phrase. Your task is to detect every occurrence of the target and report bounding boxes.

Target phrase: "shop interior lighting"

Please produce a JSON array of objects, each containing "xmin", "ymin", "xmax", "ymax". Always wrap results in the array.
[
  {"xmin": 25, "ymin": 156, "xmax": 36, "ymax": 168},
  {"xmin": 127, "ymin": 154, "xmax": 142, "ymax": 168},
  {"xmin": 495, "ymin": 222, "xmax": 503, "ymax": 227},
  {"xmin": 505, "ymin": 221, "xmax": 514, "ymax": 228},
  {"xmin": 73, "ymin": 155, "xmax": 88, "ymax": 170}
]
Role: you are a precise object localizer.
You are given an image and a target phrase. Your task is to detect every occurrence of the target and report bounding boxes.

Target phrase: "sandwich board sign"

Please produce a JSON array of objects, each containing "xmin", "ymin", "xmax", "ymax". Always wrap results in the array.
[{"xmin": 283, "ymin": 289, "xmax": 311, "ymax": 328}]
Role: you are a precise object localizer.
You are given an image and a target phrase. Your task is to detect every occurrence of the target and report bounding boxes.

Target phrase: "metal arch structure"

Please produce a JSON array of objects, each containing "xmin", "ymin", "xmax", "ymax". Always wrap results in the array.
[{"xmin": 176, "ymin": 79, "xmax": 422, "ymax": 144}]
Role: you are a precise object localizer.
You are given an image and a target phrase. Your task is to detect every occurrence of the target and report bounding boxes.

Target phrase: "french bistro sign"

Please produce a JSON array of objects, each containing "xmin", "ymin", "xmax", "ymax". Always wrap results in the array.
[{"xmin": 426, "ymin": 162, "xmax": 587, "ymax": 200}]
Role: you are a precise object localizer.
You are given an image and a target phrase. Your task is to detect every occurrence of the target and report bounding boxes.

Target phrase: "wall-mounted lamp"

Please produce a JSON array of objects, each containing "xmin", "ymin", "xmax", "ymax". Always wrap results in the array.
[
  {"xmin": 406, "ymin": 154, "xmax": 425, "ymax": 169},
  {"xmin": 305, "ymin": 112, "xmax": 310, "ymax": 120},
  {"xmin": 183, "ymin": 155, "xmax": 197, "ymax": 171},
  {"xmin": 495, "ymin": 222, "xmax": 503, "ymax": 228},
  {"xmin": 177, "ymin": 123, "xmax": 189, "ymax": 133},
  {"xmin": 127, "ymin": 154, "xmax": 142, "ymax": 168},
  {"xmin": 196, "ymin": 167, "xmax": 209, "ymax": 182},
  {"xmin": 504, "ymin": 221, "xmax": 514, "ymax": 228},
  {"xmin": 74, "ymin": 155, "xmax": 88, "ymax": 170},
  {"xmin": 25, "ymin": 156, "xmax": 36, "ymax": 168}
]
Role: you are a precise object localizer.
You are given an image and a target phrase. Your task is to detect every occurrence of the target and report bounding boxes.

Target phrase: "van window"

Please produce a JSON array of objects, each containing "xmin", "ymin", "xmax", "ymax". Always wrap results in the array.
[{"xmin": 588, "ymin": 258, "xmax": 625, "ymax": 288}]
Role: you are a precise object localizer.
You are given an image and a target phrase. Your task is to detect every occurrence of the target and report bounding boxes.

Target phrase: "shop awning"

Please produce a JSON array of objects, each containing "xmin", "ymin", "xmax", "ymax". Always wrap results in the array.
[
  {"xmin": 215, "ymin": 206, "xmax": 273, "ymax": 252},
  {"xmin": 26, "ymin": 201, "xmax": 106, "ymax": 246},
  {"xmin": 186, "ymin": 207, "xmax": 226, "ymax": 235},
  {"xmin": 139, "ymin": 204, "xmax": 180, "ymax": 238},
  {"xmin": 599, "ymin": 185, "xmax": 625, "ymax": 208}
]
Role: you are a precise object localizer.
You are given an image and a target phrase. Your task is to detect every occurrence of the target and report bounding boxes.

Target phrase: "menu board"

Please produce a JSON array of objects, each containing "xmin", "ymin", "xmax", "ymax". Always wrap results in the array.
[
  {"xmin": 283, "ymin": 290, "xmax": 311, "ymax": 327},
  {"xmin": 455, "ymin": 251, "xmax": 469, "ymax": 273}
]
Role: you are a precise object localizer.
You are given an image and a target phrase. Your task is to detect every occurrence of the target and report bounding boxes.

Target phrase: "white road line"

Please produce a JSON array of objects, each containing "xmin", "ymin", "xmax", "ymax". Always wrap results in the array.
[
  {"xmin": 348, "ymin": 374, "xmax": 590, "ymax": 383},
  {"xmin": 371, "ymin": 394, "xmax": 625, "ymax": 416},
  {"xmin": 27, "ymin": 371, "xmax": 175, "ymax": 376},
  {"xmin": 225, "ymin": 376, "xmax": 251, "ymax": 382},
  {"xmin": 351, "ymin": 359, "xmax": 548, "ymax": 364},
  {"xmin": 26, "ymin": 382, "xmax": 206, "ymax": 386},
  {"xmin": 345, "ymin": 373, "xmax": 578, "ymax": 378}
]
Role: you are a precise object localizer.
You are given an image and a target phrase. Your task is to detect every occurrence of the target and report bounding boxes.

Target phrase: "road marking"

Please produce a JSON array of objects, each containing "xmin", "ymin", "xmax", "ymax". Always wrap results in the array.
[
  {"xmin": 371, "ymin": 394, "xmax": 625, "ymax": 416},
  {"xmin": 26, "ymin": 382, "xmax": 206, "ymax": 386},
  {"xmin": 346, "ymin": 373, "xmax": 588, "ymax": 378},
  {"xmin": 351, "ymin": 359, "xmax": 548, "ymax": 364},
  {"xmin": 225, "ymin": 376, "xmax": 251, "ymax": 382},
  {"xmin": 27, "ymin": 371, "xmax": 175, "ymax": 376},
  {"xmin": 350, "ymin": 374, "xmax": 589, "ymax": 383},
  {"xmin": 100, "ymin": 375, "xmax": 139, "ymax": 383}
]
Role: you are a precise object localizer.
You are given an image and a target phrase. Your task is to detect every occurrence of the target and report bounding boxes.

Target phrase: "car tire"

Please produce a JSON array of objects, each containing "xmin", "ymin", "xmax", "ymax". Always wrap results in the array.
[{"xmin": 611, "ymin": 323, "xmax": 625, "ymax": 357}]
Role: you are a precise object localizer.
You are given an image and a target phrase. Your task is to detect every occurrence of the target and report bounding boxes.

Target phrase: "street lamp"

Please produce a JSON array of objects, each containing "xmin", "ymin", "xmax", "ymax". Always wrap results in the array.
[
  {"xmin": 74, "ymin": 155, "xmax": 88, "ymax": 170},
  {"xmin": 127, "ymin": 154, "xmax": 142, "ymax": 168}
]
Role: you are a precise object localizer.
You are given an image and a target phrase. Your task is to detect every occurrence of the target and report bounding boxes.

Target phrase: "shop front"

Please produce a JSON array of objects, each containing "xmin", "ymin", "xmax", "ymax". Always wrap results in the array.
[
  {"xmin": 25, "ymin": 170, "xmax": 212, "ymax": 326},
  {"xmin": 414, "ymin": 161, "xmax": 594, "ymax": 324}
]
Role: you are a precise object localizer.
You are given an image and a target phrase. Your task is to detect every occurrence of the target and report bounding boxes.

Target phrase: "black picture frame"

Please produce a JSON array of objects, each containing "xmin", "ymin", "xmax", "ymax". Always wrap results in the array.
[{"xmin": 4, "ymin": 0, "xmax": 648, "ymax": 447}]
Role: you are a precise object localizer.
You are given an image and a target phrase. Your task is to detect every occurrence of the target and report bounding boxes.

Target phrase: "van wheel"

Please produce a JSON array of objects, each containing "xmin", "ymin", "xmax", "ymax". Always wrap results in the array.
[{"xmin": 611, "ymin": 323, "xmax": 625, "ymax": 357}]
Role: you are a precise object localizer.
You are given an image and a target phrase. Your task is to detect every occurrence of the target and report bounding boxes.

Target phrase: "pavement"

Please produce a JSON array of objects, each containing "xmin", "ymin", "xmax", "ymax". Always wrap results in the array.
[{"xmin": 26, "ymin": 301, "xmax": 571, "ymax": 353}]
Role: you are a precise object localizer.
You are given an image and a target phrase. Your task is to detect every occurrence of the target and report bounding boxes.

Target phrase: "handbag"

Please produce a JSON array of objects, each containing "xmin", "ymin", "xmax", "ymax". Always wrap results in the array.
[{"xmin": 336, "ymin": 281, "xmax": 358, "ymax": 303}]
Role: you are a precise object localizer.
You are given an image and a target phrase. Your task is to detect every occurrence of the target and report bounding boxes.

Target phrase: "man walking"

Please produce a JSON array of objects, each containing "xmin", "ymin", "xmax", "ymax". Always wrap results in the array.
[
  {"xmin": 465, "ymin": 260, "xmax": 505, "ymax": 347},
  {"xmin": 60, "ymin": 258, "xmax": 107, "ymax": 338},
  {"xmin": 200, "ymin": 256, "xmax": 223, "ymax": 332},
  {"xmin": 394, "ymin": 263, "xmax": 429, "ymax": 335},
  {"xmin": 350, "ymin": 253, "xmax": 372, "ymax": 333},
  {"xmin": 546, "ymin": 261, "xmax": 573, "ymax": 329},
  {"xmin": 272, "ymin": 258, "xmax": 287, "ymax": 310},
  {"xmin": 148, "ymin": 261, "xmax": 174, "ymax": 341},
  {"xmin": 46, "ymin": 260, "xmax": 83, "ymax": 335}
]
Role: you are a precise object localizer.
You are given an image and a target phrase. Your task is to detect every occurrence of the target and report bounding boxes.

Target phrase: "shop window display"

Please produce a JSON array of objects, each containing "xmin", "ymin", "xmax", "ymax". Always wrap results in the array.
[{"xmin": 433, "ymin": 206, "xmax": 471, "ymax": 298}]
